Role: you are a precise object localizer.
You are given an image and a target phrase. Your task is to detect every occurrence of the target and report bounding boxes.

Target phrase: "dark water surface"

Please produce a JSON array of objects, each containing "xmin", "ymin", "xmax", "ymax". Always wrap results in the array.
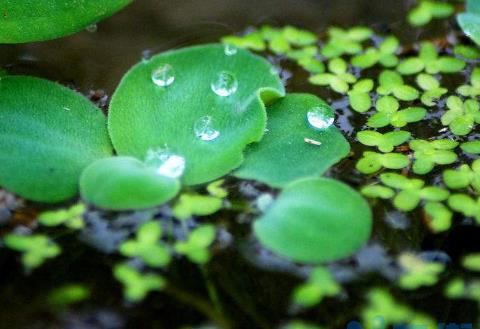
[{"xmin": 1, "ymin": 1, "xmax": 479, "ymax": 329}]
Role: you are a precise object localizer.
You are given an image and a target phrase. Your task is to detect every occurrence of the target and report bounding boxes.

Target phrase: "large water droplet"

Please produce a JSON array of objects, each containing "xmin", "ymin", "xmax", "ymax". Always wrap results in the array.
[
  {"xmin": 144, "ymin": 148, "xmax": 185, "ymax": 178},
  {"xmin": 211, "ymin": 71, "xmax": 238, "ymax": 97},
  {"xmin": 307, "ymin": 106, "xmax": 334, "ymax": 130},
  {"xmin": 151, "ymin": 64, "xmax": 175, "ymax": 87},
  {"xmin": 194, "ymin": 116, "xmax": 220, "ymax": 141},
  {"xmin": 224, "ymin": 44, "xmax": 238, "ymax": 56}
]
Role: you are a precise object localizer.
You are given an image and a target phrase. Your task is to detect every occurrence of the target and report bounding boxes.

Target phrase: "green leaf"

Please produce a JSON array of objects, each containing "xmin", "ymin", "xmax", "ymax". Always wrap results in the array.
[
  {"xmin": 108, "ymin": 44, "xmax": 285, "ymax": 185},
  {"xmin": 222, "ymin": 33, "xmax": 266, "ymax": 52},
  {"xmin": 174, "ymin": 225, "xmax": 216, "ymax": 264},
  {"xmin": 458, "ymin": 13, "xmax": 480, "ymax": 46},
  {"xmin": 397, "ymin": 58, "xmax": 424, "ymax": 75},
  {"xmin": 462, "ymin": 253, "xmax": 480, "ymax": 271},
  {"xmin": 448, "ymin": 194, "xmax": 480, "ymax": 223},
  {"xmin": 357, "ymin": 130, "xmax": 410, "ymax": 153},
  {"xmin": 119, "ymin": 221, "xmax": 171, "ymax": 267},
  {"xmin": 0, "ymin": 76, "xmax": 112, "ymax": 203},
  {"xmin": 292, "ymin": 267, "xmax": 340, "ymax": 307},
  {"xmin": 0, "ymin": 0, "xmax": 132, "ymax": 43},
  {"xmin": 234, "ymin": 94, "xmax": 350, "ymax": 188},
  {"xmin": 461, "ymin": 141, "xmax": 480, "ymax": 154},
  {"xmin": 361, "ymin": 185, "xmax": 395, "ymax": 199},
  {"xmin": 173, "ymin": 194, "xmax": 223, "ymax": 220},
  {"xmin": 113, "ymin": 263, "xmax": 165, "ymax": 302},
  {"xmin": 4, "ymin": 234, "xmax": 61, "ymax": 270},
  {"xmin": 398, "ymin": 253, "xmax": 444, "ymax": 290},
  {"xmin": 80, "ymin": 157, "xmax": 180, "ymax": 210},
  {"xmin": 424, "ymin": 202, "xmax": 452, "ymax": 233},
  {"xmin": 38, "ymin": 203, "xmax": 86, "ymax": 229},
  {"xmin": 254, "ymin": 177, "xmax": 372, "ymax": 263},
  {"xmin": 453, "ymin": 45, "xmax": 480, "ymax": 60},
  {"xmin": 356, "ymin": 152, "xmax": 409, "ymax": 174},
  {"xmin": 410, "ymin": 139, "xmax": 458, "ymax": 175}
]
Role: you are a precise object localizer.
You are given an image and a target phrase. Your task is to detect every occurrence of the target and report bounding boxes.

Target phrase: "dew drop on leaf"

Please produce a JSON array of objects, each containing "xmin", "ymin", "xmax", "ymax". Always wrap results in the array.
[
  {"xmin": 144, "ymin": 148, "xmax": 185, "ymax": 178},
  {"xmin": 224, "ymin": 44, "xmax": 238, "ymax": 56},
  {"xmin": 151, "ymin": 64, "xmax": 175, "ymax": 87},
  {"xmin": 194, "ymin": 116, "xmax": 220, "ymax": 141},
  {"xmin": 211, "ymin": 71, "xmax": 238, "ymax": 97},
  {"xmin": 85, "ymin": 24, "xmax": 98, "ymax": 33},
  {"xmin": 307, "ymin": 106, "xmax": 334, "ymax": 130}
]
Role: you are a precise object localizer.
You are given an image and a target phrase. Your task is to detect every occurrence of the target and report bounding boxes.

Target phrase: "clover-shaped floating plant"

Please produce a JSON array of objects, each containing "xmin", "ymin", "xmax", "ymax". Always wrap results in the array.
[
  {"xmin": 351, "ymin": 36, "xmax": 400, "ymax": 69},
  {"xmin": 113, "ymin": 263, "xmax": 165, "ymax": 302},
  {"xmin": 376, "ymin": 70, "xmax": 420, "ymax": 101},
  {"xmin": 309, "ymin": 58, "xmax": 356, "ymax": 94},
  {"xmin": 3, "ymin": 234, "xmax": 61, "ymax": 270},
  {"xmin": 254, "ymin": 177, "xmax": 372, "ymax": 263},
  {"xmin": 119, "ymin": 221, "xmax": 170, "ymax": 268},
  {"xmin": 380, "ymin": 173, "xmax": 449, "ymax": 211},
  {"xmin": 348, "ymin": 79, "xmax": 374, "ymax": 113},
  {"xmin": 397, "ymin": 253, "xmax": 444, "ymax": 290},
  {"xmin": 441, "ymin": 96, "xmax": 480, "ymax": 136},
  {"xmin": 235, "ymin": 94, "xmax": 350, "ymax": 187},
  {"xmin": 292, "ymin": 267, "xmax": 340, "ymax": 308},
  {"xmin": 416, "ymin": 73, "xmax": 447, "ymax": 107},
  {"xmin": 408, "ymin": 0, "xmax": 454, "ymax": 26},
  {"xmin": 321, "ymin": 26, "xmax": 373, "ymax": 58},
  {"xmin": 410, "ymin": 139, "xmax": 458, "ymax": 174},
  {"xmin": 0, "ymin": 0, "xmax": 132, "ymax": 43},
  {"xmin": 367, "ymin": 96, "xmax": 426, "ymax": 128},
  {"xmin": 396, "ymin": 42, "xmax": 465, "ymax": 75},
  {"xmin": 443, "ymin": 159, "xmax": 480, "ymax": 192},
  {"xmin": 356, "ymin": 152, "xmax": 409, "ymax": 174},
  {"xmin": 457, "ymin": 67, "xmax": 480, "ymax": 97},
  {"xmin": 458, "ymin": 0, "xmax": 480, "ymax": 46},
  {"xmin": 357, "ymin": 130, "xmax": 411, "ymax": 153},
  {"xmin": 38, "ymin": 203, "xmax": 86, "ymax": 230},
  {"xmin": 174, "ymin": 225, "xmax": 216, "ymax": 264},
  {"xmin": 448, "ymin": 194, "xmax": 480, "ymax": 223}
]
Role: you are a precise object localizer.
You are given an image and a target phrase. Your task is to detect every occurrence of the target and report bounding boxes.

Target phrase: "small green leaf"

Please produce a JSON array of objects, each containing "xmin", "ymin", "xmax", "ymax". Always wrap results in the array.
[
  {"xmin": 292, "ymin": 267, "xmax": 340, "ymax": 307},
  {"xmin": 108, "ymin": 44, "xmax": 285, "ymax": 186},
  {"xmin": 410, "ymin": 139, "xmax": 458, "ymax": 175},
  {"xmin": 119, "ymin": 221, "xmax": 170, "ymax": 267},
  {"xmin": 80, "ymin": 157, "xmax": 180, "ymax": 210},
  {"xmin": 424, "ymin": 202, "xmax": 452, "ymax": 233},
  {"xmin": 113, "ymin": 263, "xmax": 165, "ymax": 302},
  {"xmin": 356, "ymin": 152, "xmax": 409, "ymax": 174},
  {"xmin": 448, "ymin": 193, "xmax": 480, "ymax": 223},
  {"xmin": 462, "ymin": 253, "xmax": 480, "ymax": 271},
  {"xmin": 38, "ymin": 203, "xmax": 86, "ymax": 230},
  {"xmin": 357, "ymin": 130, "xmax": 410, "ymax": 153},
  {"xmin": 174, "ymin": 225, "xmax": 216, "ymax": 264},
  {"xmin": 361, "ymin": 185, "xmax": 395, "ymax": 199},
  {"xmin": 397, "ymin": 58, "xmax": 425, "ymax": 75},
  {"xmin": 0, "ymin": 76, "xmax": 113, "ymax": 203},
  {"xmin": 461, "ymin": 141, "xmax": 480, "ymax": 154},
  {"xmin": 254, "ymin": 177, "xmax": 372, "ymax": 263},
  {"xmin": 398, "ymin": 253, "xmax": 444, "ymax": 290},
  {"xmin": 4, "ymin": 234, "xmax": 61, "ymax": 270},
  {"xmin": 173, "ymin": 194, "xmax": 223, "ymax": 220},
  {"xmin": 454, "ymin": 45, "xmax": 480, "ymax": 60},
  {"xmin": 235, "ymin": 94, "xmax": 350, "ymax": 187},
  {"xmin": 0, "ymin": 0, "xmax": 132, "ymax": 43}
]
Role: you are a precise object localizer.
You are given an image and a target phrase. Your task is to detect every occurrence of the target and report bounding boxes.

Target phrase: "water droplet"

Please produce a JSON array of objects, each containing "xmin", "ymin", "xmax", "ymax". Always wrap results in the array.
[
  {"xmin": 63, "ymin": 107, "xmax": 71, "ymax": 111},
  {"xmin": 211, "ymin": 71, "xmax": 238, "ymax": 97},
  {"xmin": 224, "ymin": 44, "xmax": 238, "ymax": 56},
  {"xmin": 151, "ymin": 64, "xmax": 175, "ymax": 87},
  {"xmin": 144, "ymin": 148, "xmax": 185, "ymax": 178},
  {"xmin": 194, "ymin": 116, "xmax": 220, "ymax": 141},
  {"xmin": 307, "ymin": 106, "xmax": 334, "ymax": 130},
  {"xmin": 141, "ymin": 49, "xmax": 153, "ymax": 63},
  {"xmin": 85, "ymin": 24, "xmax": 98, "ymax": 33}
]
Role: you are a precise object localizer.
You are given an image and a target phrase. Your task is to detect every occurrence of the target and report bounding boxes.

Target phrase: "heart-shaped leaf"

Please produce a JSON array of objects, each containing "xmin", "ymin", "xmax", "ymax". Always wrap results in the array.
[
  {"xmin": 254, "ymin": 177, "xmax": 372, "ymax": 263},
  {"xmin": 234, "ymin": 94, "xmax": 350, "ymax": 187},
  {"xmin": 0, "ymin": 75, "xmax": 112, "ymax": 203},
  {"xmin": 80, "ymin": 157, "xmax": 180, "ymax": 210},
  {"xmin": 108, "ymin": 44, "xmax": 285, "ymax": 186},
  {"xmin": 0, "ymin": 0, "xmax": 132, "ymax": 43}
]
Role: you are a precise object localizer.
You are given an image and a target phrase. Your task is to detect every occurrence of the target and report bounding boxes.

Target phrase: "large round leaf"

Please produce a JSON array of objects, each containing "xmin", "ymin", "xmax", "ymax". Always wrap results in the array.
[
  {"xmin": 108, "ymin": 44, "xmax": 285, "ymax": 186},
  {"xmin": 0, "ymin": 75, "xmax": 112, "ymax": 202},
  {"xmin": 234, "ymin": 94, "xmax": 350, "ymax": 187},
  {"xmin": 80, "ymin": 157, "xmax": 180, "ymax": 210},
  {"xmin": 0, "ymin": 0, "xmax": 132, "ymax": 43},
  {"xmin": 254, "ymin": 177, "xmax": 372, "ymax": 263}
]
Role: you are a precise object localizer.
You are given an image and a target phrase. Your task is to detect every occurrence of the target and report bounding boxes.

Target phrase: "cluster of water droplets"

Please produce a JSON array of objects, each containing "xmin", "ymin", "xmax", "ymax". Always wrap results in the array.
[
  {"xmin": 144, "ymin": 147, "xmax": 186, "ymax": 178},
  {"xmin": 307, "ymin": 106, "xmax": 335, "ymax": 130}
]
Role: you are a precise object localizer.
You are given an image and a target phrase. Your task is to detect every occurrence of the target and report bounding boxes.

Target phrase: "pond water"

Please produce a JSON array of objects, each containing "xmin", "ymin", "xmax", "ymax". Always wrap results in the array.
[{"xmin": 1, "ymin": 1, "xmax": 479, "ymax": 328}]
